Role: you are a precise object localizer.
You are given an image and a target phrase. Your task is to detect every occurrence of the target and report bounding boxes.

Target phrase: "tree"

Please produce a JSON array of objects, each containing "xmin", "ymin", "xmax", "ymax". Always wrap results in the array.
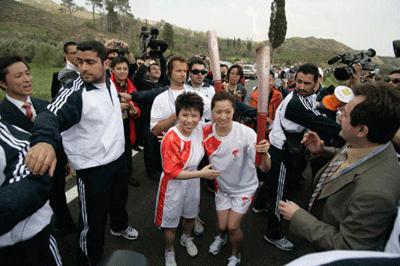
[
  {"xmin": 162, "ymin": 23, "xmax": 174, "ymax": 49},
  {"xmin": 246, "ymin": 38, "xmax": 253, "ymax": 52},
  {"xmin": 104, "ymin": 0, "xmax": 133, "ymax": 33},
  {"xmin": 105, "ymin": 0, "xmax": 119, "ymax": 32},
  {"xmin": 268, "ymin": 0, "xmax": 287, "ymax": 63},
  {"xmin": 61, "ymin": 0, "xmax": 75, "ymax": 16},
  {"xmin": 86, "ymin": 0, "xmax": 102, "ymax": 24}
]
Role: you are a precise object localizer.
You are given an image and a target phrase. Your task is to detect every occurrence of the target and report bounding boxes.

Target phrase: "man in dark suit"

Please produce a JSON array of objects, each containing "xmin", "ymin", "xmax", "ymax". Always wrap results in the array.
[
  {"xmin": 279, "ymin": 82, "xmax": 400, "ymax": 251},
  {"xmin": 0, "ymin": 55, "xmax": 76, "ymax": 235}
]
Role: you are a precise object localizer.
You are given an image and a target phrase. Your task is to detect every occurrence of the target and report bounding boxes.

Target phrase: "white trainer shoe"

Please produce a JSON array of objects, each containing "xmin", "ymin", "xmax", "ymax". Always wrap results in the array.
[
  {"xmin": 180, "ymin": 234, "xmax": 198, "ymax": 257},
  {"xmin": 227, "ymin": 254, "xmax": 241, "ymax": 266},
  {"xmin": 209, "ymin": 234, "xmax": 227, "ymax": 255},
  {"xmin": 263, "ymin": 235, "xmax": 294, "ymax": 251},
  {"xmin": 164, "ymin": 249, "xmax": 177, "ymax": 266},
  {"xmin": 193, "ymin": 216, "xmax": 204, "ymax": 236},
  {"xmin": 110, "ymin": 226, "xmax": 139, "ymax": 240}
]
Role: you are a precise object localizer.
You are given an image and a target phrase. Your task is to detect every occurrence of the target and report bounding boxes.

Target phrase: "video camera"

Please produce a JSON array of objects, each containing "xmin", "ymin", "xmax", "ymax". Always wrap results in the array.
[
  {"xmin": 139, "ymin": 26, "xmax": 168, "ymax": 59},
  {"xmin": 328, "ymin": 48, "xmax": 376, "ymax": 81}
]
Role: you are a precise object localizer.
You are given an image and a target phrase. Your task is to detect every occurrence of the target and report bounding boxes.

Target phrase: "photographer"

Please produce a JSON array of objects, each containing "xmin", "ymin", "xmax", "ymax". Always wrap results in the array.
[
  {"xmin": 132, "ymin": 57, "xmax": 168, "ymax": 180},
  {"xmin": 105, "ymin": 39, "xmax": 138, "ymax": 80}
]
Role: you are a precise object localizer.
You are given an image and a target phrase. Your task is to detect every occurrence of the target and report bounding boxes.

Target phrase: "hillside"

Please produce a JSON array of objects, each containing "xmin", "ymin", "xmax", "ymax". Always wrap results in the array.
[{"xmin": 0, "ymin": 0, "xmax": 395, "ymax": 71}]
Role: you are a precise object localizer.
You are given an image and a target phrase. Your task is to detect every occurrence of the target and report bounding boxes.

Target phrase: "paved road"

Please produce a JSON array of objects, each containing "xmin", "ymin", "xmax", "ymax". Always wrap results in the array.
[{"xmin": 57, "ymin": 150, "xmax": 315, "ymax": 266}]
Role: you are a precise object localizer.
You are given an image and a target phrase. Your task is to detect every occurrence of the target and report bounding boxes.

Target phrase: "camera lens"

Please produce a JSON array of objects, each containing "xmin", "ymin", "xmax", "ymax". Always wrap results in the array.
[{"xmin": 334, "ymin": 67, "xmax": 352, "ymax": 81}]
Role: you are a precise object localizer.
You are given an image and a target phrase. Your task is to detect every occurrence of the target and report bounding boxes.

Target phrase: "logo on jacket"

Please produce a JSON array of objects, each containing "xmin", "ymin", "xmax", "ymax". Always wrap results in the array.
[{"xmin": 232, "ymin": 149, "xmax": 240, "ymax": 160}]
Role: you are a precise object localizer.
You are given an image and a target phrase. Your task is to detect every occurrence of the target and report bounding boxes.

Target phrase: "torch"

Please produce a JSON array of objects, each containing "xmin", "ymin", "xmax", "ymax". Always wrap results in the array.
[
  {"xmin": 255, "ymin": 46, "xmax": 270, "ymax": 165},
  {"xmin": 207, "ymin": 30, "xmax": 223, "ymax": 92}
]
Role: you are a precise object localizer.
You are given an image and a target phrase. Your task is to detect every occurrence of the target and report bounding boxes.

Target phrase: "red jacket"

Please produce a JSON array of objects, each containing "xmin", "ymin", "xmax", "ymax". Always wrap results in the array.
[
  {"xmin": 248, "ymin": 87, "xmax": 283, "ymax": 121},
  {"xmin": 111, "ymin": 74, "xmax": 141, "ymax": 145}
]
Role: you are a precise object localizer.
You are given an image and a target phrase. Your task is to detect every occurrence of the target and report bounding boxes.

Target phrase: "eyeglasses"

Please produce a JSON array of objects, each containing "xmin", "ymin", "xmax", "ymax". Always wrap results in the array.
[
  {"xmin": 191, "ymin": 69, "xmax": 208, "ymax": 75},
  {"xmin": 108, "ymin": 57, "xmax": 116, "ymax": 61}
]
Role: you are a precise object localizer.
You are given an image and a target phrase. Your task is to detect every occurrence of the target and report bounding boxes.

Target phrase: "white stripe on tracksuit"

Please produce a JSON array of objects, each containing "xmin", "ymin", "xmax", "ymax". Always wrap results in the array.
[
  {"xmin": 274, "ymin": 162, "xmax": 287, "ymax": 219},
  {"xmin": 49, "ymin": 235, "xmax": 63, "ymax": 266},
  {"xmin": 0, "ymin": 123, "xmax": 30, "ymax": 183},
  {"xmin": 78, "ymin": 178, "xmax": 89, "ymax": 263},
  {"xmin": 298, "ymin": 96, "xmax": 320, "ymax": 116},
  {"xmin": 48, "ymin": 79, "xmax": 83, "ymax": 115}
]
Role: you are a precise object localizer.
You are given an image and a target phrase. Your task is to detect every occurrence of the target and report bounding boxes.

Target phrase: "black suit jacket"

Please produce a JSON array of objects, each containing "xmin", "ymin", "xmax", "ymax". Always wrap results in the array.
[{"xmin": 0, "ymin": 97, "xmax": 49, "ymax": 133}]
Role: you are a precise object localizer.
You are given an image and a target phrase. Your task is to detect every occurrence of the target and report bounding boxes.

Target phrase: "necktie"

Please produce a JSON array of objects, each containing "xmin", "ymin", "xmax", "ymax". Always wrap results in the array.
[
  {"xmin": 308, "ymin": 149, "xmax": 348, "ymax": 211},
  {"xmin": 22, "ymin": 102, "xmax": 33, "ymax": 121}
]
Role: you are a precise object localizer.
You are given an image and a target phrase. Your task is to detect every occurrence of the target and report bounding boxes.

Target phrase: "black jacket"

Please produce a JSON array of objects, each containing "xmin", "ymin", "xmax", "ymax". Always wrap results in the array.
[{"xmin": 0, "ymin": 97, "xmax": 49, "ymax": 133}]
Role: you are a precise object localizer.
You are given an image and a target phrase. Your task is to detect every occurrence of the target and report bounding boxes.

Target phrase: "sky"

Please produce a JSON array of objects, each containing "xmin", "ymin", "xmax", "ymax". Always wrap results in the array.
[{"xmin": 68, "ymin": 0, "xmax": 399, "ymax": 56}]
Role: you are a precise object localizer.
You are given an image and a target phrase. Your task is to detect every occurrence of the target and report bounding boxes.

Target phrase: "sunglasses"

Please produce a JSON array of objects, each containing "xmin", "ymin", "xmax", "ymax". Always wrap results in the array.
[
  {"xmin": 108, "ymin": 57, "xmax": 116, "ymax": 61},
  {"xmin": 191, "ymin": 69, "xmax": 208, "ymax": 75}
]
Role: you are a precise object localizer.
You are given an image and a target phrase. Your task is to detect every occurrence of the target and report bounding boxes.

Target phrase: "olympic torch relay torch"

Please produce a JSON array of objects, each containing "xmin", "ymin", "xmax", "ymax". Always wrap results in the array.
[
  {"xmin": 255, "ymin": 46, "xmax": 270, "ymax": 165},
  {"xmin": 207, "ymin": 30, "xmax": 223, "ymax": 92}
]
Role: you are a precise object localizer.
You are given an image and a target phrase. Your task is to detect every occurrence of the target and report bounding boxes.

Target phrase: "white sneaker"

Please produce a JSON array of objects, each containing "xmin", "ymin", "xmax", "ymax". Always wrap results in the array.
[
  {"xmin": 263, "ymin": 235, "xmax": 294, "ymax": 251},
  {"xmin": 193, "ymin": 216, "xmax": 204, "ymax": 236},
  {"xmin": 209, "ymin": 234, "xmax": 227, "ymax": 255},
  {"xmin": 164, "ymin": 250, "xmax": 177, "ymax": 266},
  {"xmin": 180, "ymin": 234, "xmax": 198, "ymax": 257},
  {"xmin": 110, "ymin": 226, "xmax": 139, "ymax": 240},
  {"xmin": 227, "ymin": 254, "xmax": 241, "ymax": 266}
]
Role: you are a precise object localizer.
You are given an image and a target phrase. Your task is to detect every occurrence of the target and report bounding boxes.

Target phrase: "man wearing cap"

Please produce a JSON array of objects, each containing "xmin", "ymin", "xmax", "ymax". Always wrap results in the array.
[{"xmin": 279, "ymin": 82, "xmax": 400, "ymax": 250}]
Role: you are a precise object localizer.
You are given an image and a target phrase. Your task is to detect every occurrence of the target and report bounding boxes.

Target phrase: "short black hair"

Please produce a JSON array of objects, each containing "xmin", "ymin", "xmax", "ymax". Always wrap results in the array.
[
  {"xmin": 351, "ymin": 82, "xmax": 400, "ymax": 143},
  {"xmin": 389, "ymin": 69, "xmax": 400, "ymax": 75},
  {"xmin": 63, "ymin": 41, "xmax": 77, "ymax": 53},
  {"xmin": 110, "ymin": 56, "xmax": 130, "ymax": 69},
  {"xmin": 175, "ymin": 92, "xmax": 204, "ymax": 117},
  {"xmin": 77, "ymin": 41, "xmax": 107, "ymax": 62},
  {"xmin": 188, "ymin": 57, "xmax": 207, "ymax": 71},
  {"xmin": 211, "ymin": 91, "xmax": 236, "ymax": 110},
  {"xmin": 295, "ymin": 63, "xmax": 319, "ymax": 82},
  {"xmin": 269, "ymin": 70, "xmax": 274, "ymax": 77},
  {"xmin": 0, "ymin": 55, "xmax": 29, "ymax": 84},
  {"xmin": 227, "ymin": 64, "xmax": 243, "ymax": 80}
]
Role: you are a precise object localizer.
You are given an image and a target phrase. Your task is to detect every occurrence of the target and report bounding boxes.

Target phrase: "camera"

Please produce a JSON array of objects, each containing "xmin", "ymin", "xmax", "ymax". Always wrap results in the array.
[
  {"xmin": 139, "ymin": 26, "xmax": 168, "ymax": 59},
  {"xmin": 110, "ymin": 41, "xmax": 129, "ymax": 56},
  {"xmin": 328, "ymin": 48, "xmax": 376, "ymax": 81}
]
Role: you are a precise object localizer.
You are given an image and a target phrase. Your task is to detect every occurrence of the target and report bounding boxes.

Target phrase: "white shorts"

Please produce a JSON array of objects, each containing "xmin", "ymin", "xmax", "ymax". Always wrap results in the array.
[
  {"xmin": 154, "ymin": 177, "xmax": 200, "ymax": 228},
  {"xmin": 215, "ymin": 191, "xmax": 254, "ymax": 214}
]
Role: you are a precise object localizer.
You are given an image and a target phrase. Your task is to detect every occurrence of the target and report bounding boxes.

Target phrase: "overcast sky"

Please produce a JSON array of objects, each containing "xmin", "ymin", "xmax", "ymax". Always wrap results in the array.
[{"xmin": 69, "ymin": 0, "xmax": 399, "ymax": 56}]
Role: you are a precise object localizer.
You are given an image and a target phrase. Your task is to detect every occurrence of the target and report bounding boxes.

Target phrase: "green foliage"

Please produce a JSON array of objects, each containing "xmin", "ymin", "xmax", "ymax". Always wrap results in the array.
[
  {"xmin": 268, "ymin": 0, "xmax": 287, "ymax": 62},
  {"xmin": 162, "ymin": 23, "xmax": 174, "ymax": 49},
  {"xmin": 0, "ymin": 0, "xmax": 392, "ymax": 75},
  {"xmin": 33, "ymin": 43, "xmax": 63, "ymax": 67},
  {"xmin": 246, "ymin": 39, "xmax": 252, "ymax": 52},
  {"xmin": 61, "ymin": 0, "xmax": 75, "ymax": 15}
]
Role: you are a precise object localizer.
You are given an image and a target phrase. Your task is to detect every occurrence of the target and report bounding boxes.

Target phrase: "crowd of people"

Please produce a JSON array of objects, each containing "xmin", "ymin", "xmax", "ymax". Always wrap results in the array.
[{"xmin": 0, "ymin": 38, "xmax": 400, "ymax": 266}]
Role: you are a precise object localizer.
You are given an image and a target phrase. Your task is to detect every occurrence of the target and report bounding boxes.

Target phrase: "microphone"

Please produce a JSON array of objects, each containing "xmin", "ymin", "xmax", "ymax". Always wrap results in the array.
[{"xmin": 328, "ymin": 55, "xmax": 342, "ymax": 65}]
